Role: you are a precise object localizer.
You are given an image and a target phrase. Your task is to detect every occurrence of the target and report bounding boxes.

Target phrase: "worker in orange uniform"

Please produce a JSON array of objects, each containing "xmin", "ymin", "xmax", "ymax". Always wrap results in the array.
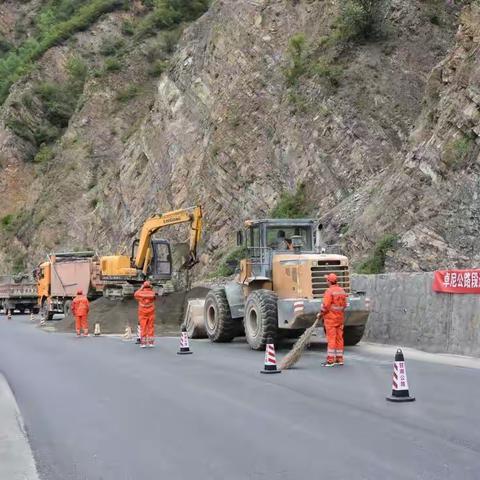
[
  {"xmin": 318, "ymin": 273, "xmax": 347, "ymax": 367},
  {"xmin": 134, "ymin": 281, "xmax": 156, "ymax": 348},
  {"xmin": 72, "ymin": 289, "xmax": 90, "ymax": 337}
]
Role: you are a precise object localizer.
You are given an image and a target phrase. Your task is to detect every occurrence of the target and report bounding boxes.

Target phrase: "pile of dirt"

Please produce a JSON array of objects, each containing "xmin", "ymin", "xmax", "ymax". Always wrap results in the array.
[{"xmin": 53, "ymin": 287, "xmax": 209, "ymax": 335}]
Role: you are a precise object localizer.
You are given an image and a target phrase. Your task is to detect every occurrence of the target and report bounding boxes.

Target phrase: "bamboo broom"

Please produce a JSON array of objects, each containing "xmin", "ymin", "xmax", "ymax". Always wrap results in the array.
[{"xmin": 279, "ymin": 315, "xmax": 321, "ymax": 370}]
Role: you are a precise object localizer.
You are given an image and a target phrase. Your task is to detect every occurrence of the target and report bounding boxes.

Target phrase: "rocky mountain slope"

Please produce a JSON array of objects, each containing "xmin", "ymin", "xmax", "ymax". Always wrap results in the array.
[{"xmin": 0, "ymin": 0, "xmax": 478, "ymax": 275}]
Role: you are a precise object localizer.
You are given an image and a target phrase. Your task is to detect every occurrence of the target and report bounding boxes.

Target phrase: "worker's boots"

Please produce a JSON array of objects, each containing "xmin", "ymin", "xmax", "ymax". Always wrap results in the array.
[
  {"xmin": 335, "ymin": 358, "xmax": 344, "ymax": 366},
  {"xmin": 321, "ymin": 361, "xmax": 335, "ymax": 367}
]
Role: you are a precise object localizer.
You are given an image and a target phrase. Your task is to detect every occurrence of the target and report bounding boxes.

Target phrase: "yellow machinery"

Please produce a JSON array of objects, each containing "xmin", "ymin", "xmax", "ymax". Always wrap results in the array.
[
  {"xmin": 198, "ymin": 218, "xmax": 370, "ymax": 350},
  {"xmin": 100, "ymin": 206, "xmax": 203, "ymax": 298}
]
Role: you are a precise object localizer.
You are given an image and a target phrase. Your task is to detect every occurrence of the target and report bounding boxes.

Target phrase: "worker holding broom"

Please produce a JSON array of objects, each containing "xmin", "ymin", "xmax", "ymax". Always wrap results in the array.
[
  {"xmin": 318, "ymin": 273, "xmax": 347, "ymax": 367},
  {"xmin": 134, "ymin": 281, "xmax": 156, "ymax": 348},
  {"xmin": 72, "ymin": 289, "xmax": 90, "ymax": 337}
]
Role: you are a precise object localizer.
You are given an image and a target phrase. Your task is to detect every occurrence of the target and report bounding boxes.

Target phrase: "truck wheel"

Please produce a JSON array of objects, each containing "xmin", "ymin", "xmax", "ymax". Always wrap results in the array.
[
  {"xmin": 244, "ymin": 290, "xmax": 278, "ymax": 351},
  {"xmin": 204, "ymin": 288, "xmax": 236, "ymax": 342},
  {"xmin": 344, "ymin": 325, "xmax": 365, "ymax": 346}
]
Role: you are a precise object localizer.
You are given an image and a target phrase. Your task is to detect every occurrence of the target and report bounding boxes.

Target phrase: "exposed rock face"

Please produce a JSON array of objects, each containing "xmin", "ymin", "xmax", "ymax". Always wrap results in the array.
[
  {"xmin": 0, "ymin": 0, "xmax": 477, "ymax": 275},
  {"xmin": 328, "ymin": 4, "xmax": 480, "ymax": 271}
]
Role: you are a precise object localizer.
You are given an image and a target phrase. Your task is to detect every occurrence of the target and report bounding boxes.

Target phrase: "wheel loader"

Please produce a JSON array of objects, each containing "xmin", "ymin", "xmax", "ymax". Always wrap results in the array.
[{"xmin": 195, "ymin": 218, "xmax": 370, "ymax": 350}]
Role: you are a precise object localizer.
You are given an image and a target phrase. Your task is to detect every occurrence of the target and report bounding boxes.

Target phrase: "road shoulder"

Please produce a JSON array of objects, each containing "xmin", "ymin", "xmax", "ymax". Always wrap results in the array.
[{"xmin": 0, "ymin": 373, "xmax": 39, "ymax": 480}]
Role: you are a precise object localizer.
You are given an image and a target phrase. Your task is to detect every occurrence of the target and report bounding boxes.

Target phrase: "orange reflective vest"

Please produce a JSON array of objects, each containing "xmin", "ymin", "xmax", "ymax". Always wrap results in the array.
[
  {"xmin": 321, "ymin": 284, "xmax": 347, "ymax": 325},
  {"xmin": 72, "ymin": 295, "xmax": 90, "ymax": 317}
]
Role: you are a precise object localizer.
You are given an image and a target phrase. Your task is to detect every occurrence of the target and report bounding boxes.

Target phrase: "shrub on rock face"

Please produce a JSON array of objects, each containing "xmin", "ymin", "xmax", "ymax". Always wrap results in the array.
[
  {"xmin": 336, "ymin": 0, "xmax": 389, "ymax": 42},
  {"xmin": 357, "ymin": 234, "xmax": 398, "ymax": 274}
]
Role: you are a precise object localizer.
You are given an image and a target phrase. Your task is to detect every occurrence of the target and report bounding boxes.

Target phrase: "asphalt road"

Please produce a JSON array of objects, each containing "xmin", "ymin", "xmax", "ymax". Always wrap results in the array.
[{"xmin": 1, "ymin": 315, "xmax": 480, "ymax": 480}]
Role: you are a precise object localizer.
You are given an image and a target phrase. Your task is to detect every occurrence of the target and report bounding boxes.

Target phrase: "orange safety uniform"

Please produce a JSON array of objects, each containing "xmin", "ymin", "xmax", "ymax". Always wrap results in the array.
[
  {"xmin": 134, "ymin": 285, "xmax": 156, "ymax": 346},
  {"xmin": 321, "ymin": 283, "xmax": 347, "ymax": 364},
  {"xmin": 71, "ymin": 292, "xmax": 90, "ymax": 335}
]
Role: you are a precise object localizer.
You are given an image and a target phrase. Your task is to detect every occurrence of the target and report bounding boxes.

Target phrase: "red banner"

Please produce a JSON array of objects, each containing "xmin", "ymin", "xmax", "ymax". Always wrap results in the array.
[{"xmin": 433, "ymin": 270, "xmax": 480, "ymax": 294}]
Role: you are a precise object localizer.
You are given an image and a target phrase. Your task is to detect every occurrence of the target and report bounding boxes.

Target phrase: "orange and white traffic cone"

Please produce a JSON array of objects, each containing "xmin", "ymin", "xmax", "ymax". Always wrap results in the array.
[
  {"xmin": 94, "ymin": 323, "xmax": 101, "ymax": 336},
  {"xmin": 7, "ymin": 309, "xmax": 12, "ymax": 320},
  {"xmin": 177, "ymin": 326, "xmax": 193, "ymax": 355},
  {"xmin": 123, "ymin": 325, "xmax": 132, "ymax": 340},
  {"xmin": 261, "ymin": 337, "xmax": 281, "ymax": 374},
  {"xmin": 136, "ymin": 324, "xmax": 141, "ymax": 344},
  {"xmin": 386, "ymin": 348, "xmax": 415, "ymax": 402}
]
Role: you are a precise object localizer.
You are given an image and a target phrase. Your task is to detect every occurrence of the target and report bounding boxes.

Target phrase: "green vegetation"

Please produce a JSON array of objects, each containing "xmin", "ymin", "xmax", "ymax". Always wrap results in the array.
[
  {"xmin": 216, "ymin": 246, "xmax": 248, "ymax": 277},
  {"xmin": 0, "ymin": 0, "xmax": 123, "ymax": 105},
  {"xmin": 311, "ymin": 58, "xmax": 343, "ymax": 88},
  {"xmin": 116, "ymin": 84, "xmax": 140, "ymax": 102},
  {"xmin": 5, "ymin": 54, "xmax": 87, "ymax": 160},
  {"xmin": 34, "ymin": 145, "xmax": 55, "ymax": 164},
  {"xmin": 357, "ymin": 234, "xmax": 398, "ymax": 274},
  {"xmin": 285, "ymin": 34, "xmax": 307, "ymax": 87},
  {"xmin": 121, "ymin": 20, "xmax": 136, "ymax": 36},
  {"xmin": 104, "ymin": 57, "xmax": 122, "ymax": 72},
  {"xmin": 99, "ymin": 36, "xmax": 125, "ymax": 56},
  {"xmin": 270, "ymin": 183, "xmax": 310, "ymax": 219},
  {"xmin": 147, "ymin": 60, "xmax": 168, "ymax": 77},
  {"xmin": 443, "ymin": 134, "xmax": 475, "ymax": 168},
  {"xmin": 136, "ymin": 0, "xmax": 210, "ymax": 39},
  {"xmin": 284, "ymin": 33, "xmax": 343, "ymax": 96},
  {"xmin": 335, "ymin": 0, "xmax": 389, "ymax": 42},
  {"xmin": 1, "ymin": 214, "xmax": 14, "ymax": 231},
  {"xmin": 0, "ymin": 36, "xmax": 12, "ymax": 56}
]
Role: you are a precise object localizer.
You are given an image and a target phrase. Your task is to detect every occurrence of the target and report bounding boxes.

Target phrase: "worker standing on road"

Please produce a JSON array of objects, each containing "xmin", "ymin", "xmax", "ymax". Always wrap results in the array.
[
  {"xmin": 71, "ymin": 289, "xmax": 90, "ymax": 337},
  {"xmin": 318, "ymin": 273, "xmax": 347, "ymax": 367},
  {"xmin": 134, "ymin": 281, "xmax": 156, "ymax": 348}
]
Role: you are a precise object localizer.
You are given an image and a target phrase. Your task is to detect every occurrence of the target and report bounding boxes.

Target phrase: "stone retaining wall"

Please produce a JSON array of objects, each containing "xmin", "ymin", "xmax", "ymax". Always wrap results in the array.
[{"xmin": 352, "ymin": 273, "xmax": 480, "ymax": 357}]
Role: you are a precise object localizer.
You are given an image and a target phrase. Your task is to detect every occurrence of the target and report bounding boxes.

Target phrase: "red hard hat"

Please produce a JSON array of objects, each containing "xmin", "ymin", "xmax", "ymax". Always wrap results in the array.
[
  {"xmin": 325, "ymin": 273, "xmax": 337, "ymax": 283},
  {"xmin": 77, "ymin": 289, "xmax": 83, "ymax": 295},
  {"xmin": 143, "ymin": 281, "xmax": 151, "ymax": 288}
]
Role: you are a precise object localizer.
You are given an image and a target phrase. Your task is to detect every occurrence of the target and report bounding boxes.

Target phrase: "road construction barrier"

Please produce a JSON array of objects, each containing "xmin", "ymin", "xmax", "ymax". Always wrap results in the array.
[
  {"xmin": 261, "ymin": 337, "xmax": 281, "ymax": 374},
  {"xmin": 386, "ymin": 348, "xmax": 415, "ymax": 402},
  {"xmin": 94, "ymin": 323, "xmax": 101, "ymax": 336},
  {"xmin": 177, "ymin": 326, "xmax": 193, "ymax": 355}
]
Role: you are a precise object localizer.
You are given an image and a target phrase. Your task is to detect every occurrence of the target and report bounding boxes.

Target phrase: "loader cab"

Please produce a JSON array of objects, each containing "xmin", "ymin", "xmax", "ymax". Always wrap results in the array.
[
  {"xmin": 131, "ymin": 238, "xmax": 172, "ymax": 280},
  {"xmin": 237, "ymin": 219, "xmax": 316, "ymax": 281}
]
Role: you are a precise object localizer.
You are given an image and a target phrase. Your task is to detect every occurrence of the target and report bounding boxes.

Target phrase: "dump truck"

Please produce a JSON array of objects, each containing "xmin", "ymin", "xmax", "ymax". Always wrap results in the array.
[
  {"xmin": 0, "ymin": 275, "xmax": 39, "ymax": 315},
  {"xmin": 35, "ymin": 251, "xmax": 103, "ymax": 320},
  {"xmin": 185, "ymin": 218, "xmax": 370, "ymax": 350},
  {"xmin": 100, "ymin": 206, "xmax": 203, "ymax": 299}
]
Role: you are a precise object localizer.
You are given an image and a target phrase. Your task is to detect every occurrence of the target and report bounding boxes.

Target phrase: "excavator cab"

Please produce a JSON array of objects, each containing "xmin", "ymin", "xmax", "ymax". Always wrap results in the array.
[{"xmin": 131, "ymin": 238, "xmax": 172, "ymax": 281}]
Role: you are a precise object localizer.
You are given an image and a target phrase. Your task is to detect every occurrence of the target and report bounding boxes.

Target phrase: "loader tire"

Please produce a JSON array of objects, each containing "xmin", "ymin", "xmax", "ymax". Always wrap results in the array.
[
  {"xmin": 244, "ymin": 290, "xmax": 278, "ymax": 351},
  {"xmin": 204, "ymin": 288, "xmax": 236, "ymax": 343},
  {"xmin": 344, "ymin": 325, "xmax": 366, "ymax": 346}
]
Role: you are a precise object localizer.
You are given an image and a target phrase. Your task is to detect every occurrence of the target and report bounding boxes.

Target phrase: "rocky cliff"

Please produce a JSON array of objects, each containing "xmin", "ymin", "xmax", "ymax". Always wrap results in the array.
[{"xmin": 0, "ymin": 0, "xmax": 478, "ymax": 275}]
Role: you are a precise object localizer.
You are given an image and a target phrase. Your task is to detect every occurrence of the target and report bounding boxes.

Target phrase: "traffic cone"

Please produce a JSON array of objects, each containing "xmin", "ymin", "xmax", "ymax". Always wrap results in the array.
[
  {"xmin": 30, "ymin": 311, "xmax": 35, "ymax": 321},
  {"xmin": 136, "ymin": 324, "xmax": 141, "ymax": 344},
  {"xmin": 123, "ymin": 325, "xmax": 132, "ymax": 340},
  {"xmin": 7, "ymin": 309, "xmax": 12, "ymax": 320},
  {"xmin": 386, "ymin": 348, "xmax": 415, "ymax": 402},
  {"xmin": 94, "ymin": 322, "xmax": 101, "ymax": 336},
  {"xmin": 177, "ymin": 326, "xmax": 193, "ymax": 355},
  {"xmin": 261, "ymin": 337, "xmax": 281, "ymax": 374}
]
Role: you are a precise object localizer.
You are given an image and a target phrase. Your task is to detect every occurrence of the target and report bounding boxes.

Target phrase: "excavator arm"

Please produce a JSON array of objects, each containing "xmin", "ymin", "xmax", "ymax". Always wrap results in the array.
[{"xmin": 135, "ymin": 206, "xmax": 203, "ymax": 272}]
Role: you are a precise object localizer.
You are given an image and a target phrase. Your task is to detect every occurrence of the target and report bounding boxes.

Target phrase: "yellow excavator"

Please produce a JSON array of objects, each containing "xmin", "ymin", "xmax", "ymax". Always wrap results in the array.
[{"xmin": 100, "ymin": 206, "xmax": 203, "ymax": 298}]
